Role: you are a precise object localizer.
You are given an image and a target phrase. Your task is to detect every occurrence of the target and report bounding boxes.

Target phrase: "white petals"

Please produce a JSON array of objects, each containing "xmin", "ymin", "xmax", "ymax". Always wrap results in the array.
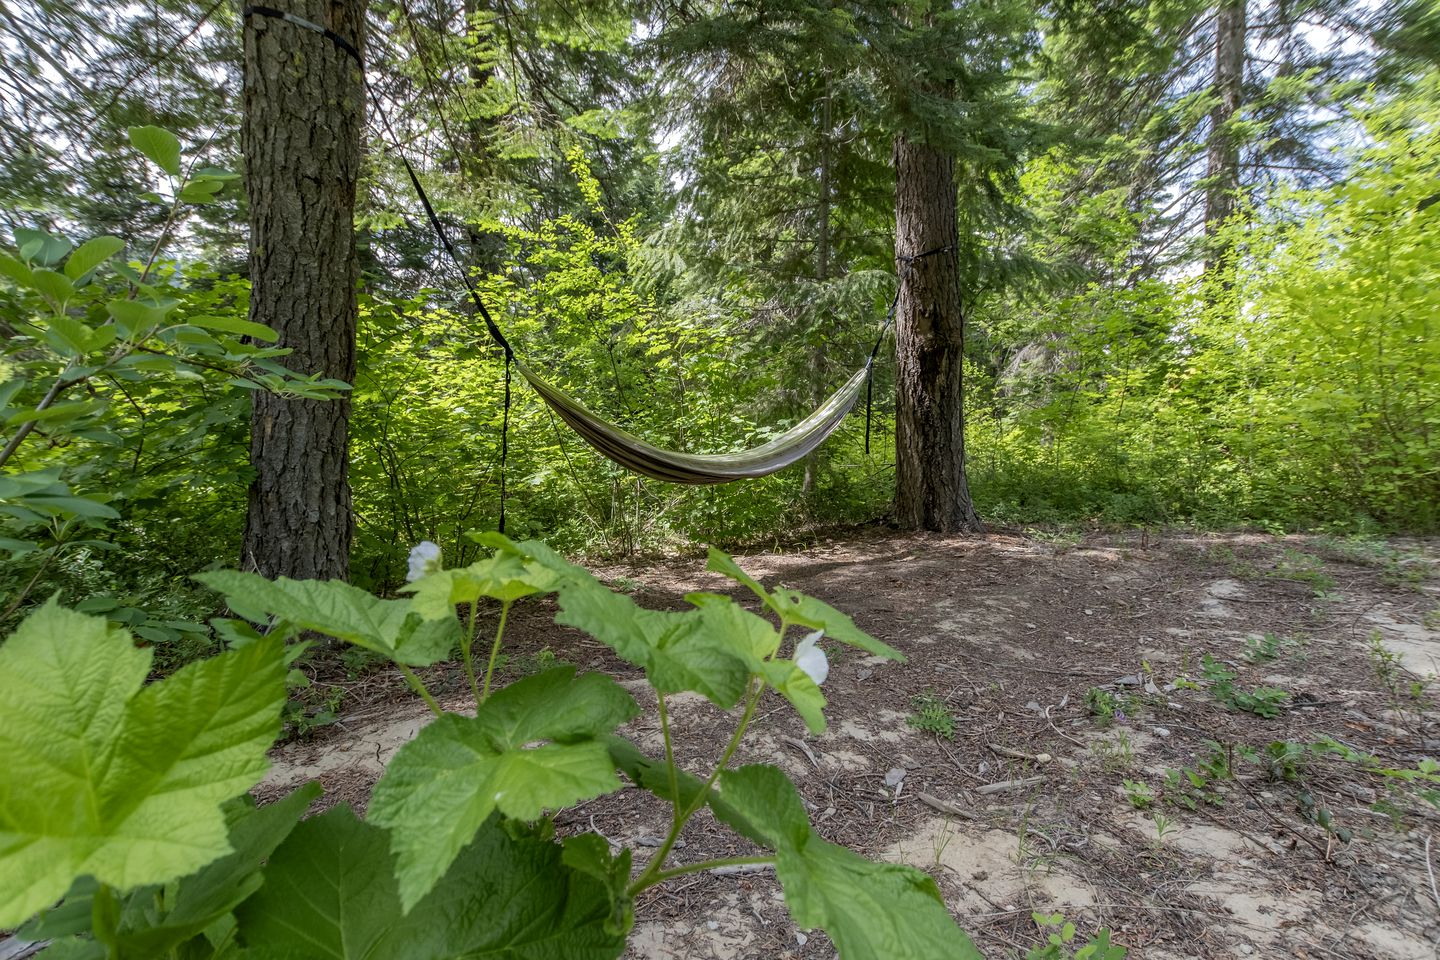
[
  {"xmin": 406, "ymin": 541, "xmax": 442, "ymax": 582},
  {"xmin": 794, "ymin": 630, "xmax": 829, "ymax": 686}
]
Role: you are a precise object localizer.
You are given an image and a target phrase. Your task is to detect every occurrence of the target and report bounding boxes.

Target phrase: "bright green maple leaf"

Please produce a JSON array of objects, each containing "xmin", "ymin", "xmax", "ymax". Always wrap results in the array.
[
  {"xmin": 368, "ymin": 666, "xmax": 638, "ymax": 910},
  {"xmin": 0, "ymin": 601, "xmax": 285, "ymax": 928},
  {"xmin": 194, "ymin": 571, "xmax": 458, "ymax": 666},
  {"xmin": 717, "ymin": 765, "xmax": 981, "ymax": 960}
]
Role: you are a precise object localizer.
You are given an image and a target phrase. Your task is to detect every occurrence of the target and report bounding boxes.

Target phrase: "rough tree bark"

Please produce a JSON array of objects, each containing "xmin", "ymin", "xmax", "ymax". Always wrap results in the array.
[
  {"xmin": 241, "ymin": 0, "xmax": 366, "ymax": 580},
  {"xmin": 893, "ymin": 133, "xmax": 983, "ymax": 533},
  {"xmin": 1204, "ymin": 0, "xmax": 1246, "ymax": 278}
]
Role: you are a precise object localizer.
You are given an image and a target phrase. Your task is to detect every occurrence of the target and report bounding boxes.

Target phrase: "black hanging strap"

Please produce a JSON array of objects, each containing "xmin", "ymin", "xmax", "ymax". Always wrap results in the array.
[{"xmin": 863, "ymin": 244, "xmax": 952, "ymax": 455}]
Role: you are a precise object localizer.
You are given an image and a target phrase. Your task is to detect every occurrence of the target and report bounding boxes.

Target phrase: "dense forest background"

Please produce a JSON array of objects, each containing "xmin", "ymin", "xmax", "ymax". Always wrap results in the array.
[{"xmin": 1, "ymin": 0, "xmax": 1437, "ymax": 646}]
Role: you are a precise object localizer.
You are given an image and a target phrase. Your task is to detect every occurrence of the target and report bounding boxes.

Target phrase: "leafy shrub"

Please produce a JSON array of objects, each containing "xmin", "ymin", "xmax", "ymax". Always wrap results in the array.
[{"xmin": 0, "ymin": 535, "xmax": 1002, "ymax": 959}]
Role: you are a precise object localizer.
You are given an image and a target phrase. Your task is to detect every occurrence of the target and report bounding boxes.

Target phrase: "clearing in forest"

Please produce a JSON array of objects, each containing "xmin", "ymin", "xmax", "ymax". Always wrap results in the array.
[{"xmin": 260, "ymin": 528, "xmax": 1440, "ymax": 960}]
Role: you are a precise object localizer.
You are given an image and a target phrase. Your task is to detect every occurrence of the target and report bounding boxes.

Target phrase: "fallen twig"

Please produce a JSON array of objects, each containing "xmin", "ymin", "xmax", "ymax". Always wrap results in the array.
[
  {"xmin": 918, "ymin": 791, "xmax": 983, "ymax": 820},
  {"xmin": 709, "ymin": 863, "xmax": 775, "ymax": 877},
  {"xmin": 1426, "ymin": 833, "xmax": 1440, "ymax": 915},
  {"xmin": 781, "ymin": 735, "xmax": 820, "ymax": 768},
  {"xmin": 987, "ymin": 743, "xmax": 1051, "ymax": 763},
  {"xmin": 976, "ymin": 776, "xmax": 1045, "ymax": 795}
]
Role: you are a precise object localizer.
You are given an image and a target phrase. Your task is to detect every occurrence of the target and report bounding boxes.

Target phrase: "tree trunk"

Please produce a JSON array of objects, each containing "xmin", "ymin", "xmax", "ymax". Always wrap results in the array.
[
  {"xmin": 1204, "ymin": 0, "xmax": 1245, "ymax": 276},
  {"xmin": 802, "ymin": 83, "xmax": 833, "ymax": 497},
  {"xmin": 893, "ymin": 134, "xmax": 983, "ymax": 533},
  {"xmin": 241, "ymin": 0, "xmax": 366, "ymax": 580}
]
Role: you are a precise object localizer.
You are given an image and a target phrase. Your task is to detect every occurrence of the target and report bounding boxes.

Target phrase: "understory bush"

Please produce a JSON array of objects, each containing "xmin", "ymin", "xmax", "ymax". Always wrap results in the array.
[{"xmin": 0, "ymin": 533, "xmax": 1018, "ymax": 959}]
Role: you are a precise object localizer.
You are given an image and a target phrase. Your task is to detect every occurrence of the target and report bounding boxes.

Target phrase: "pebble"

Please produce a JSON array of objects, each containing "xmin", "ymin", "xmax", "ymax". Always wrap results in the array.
[{"xmin": 1153, "ymin": 726, "xmax": 1171, "ymax": 737}]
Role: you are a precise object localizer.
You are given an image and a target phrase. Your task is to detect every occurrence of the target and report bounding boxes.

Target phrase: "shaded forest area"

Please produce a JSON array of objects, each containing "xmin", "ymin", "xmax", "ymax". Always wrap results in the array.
[
  {"xmin": 2, "ymin": 1, "xmax": 1439, "ymax": 959},
  {"xmin": 2, "ymin": 0, "xmax": 1437, "ymax": 617}
]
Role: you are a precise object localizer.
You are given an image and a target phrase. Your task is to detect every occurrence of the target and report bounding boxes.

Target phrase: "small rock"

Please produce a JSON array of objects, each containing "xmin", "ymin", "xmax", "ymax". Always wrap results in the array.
[
  {"xmin": 1153, "ymin": 726, "xmax": 1171, "ymax": 737},
  {"xmin": 796, "ymin": 932, "xmax": 808, "ymax": 946},
  {"xmin": 856, "ymin": 668, "xmax": 873, "ymax": 681},
  {"xmin": 707, "ymin": 921, "xmax": 719, "ymax": 931},
  {"xmin": 884, "ymin": 767, "xmax": 907, "ymax": 788},
  {"xmin": 1084, "ymin": 609, "xmax": 1094, "ymax": 616}
]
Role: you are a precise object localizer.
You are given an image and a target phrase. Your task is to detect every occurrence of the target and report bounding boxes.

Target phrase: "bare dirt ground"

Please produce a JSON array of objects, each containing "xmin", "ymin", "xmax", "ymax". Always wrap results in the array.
[{"xmin": 259, "ymin": 528, "xmax": 1440, "ymax": 959}]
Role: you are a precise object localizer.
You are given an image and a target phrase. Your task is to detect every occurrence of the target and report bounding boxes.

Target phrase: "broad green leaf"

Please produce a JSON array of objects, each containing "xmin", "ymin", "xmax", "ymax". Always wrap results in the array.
[
  {"xmin": 15, "ymin": 228, "xmax": 72, "ymax": 266},
  {"xmin": 368, "ymin": 666, "xmax": 637, "ymax": 910},
  {"xmin": 757, "ymin": 659, "xmax": 827, "ymax": 734},
  {"xmin": 106, "ymin": 299, "xmax": 177, "ymax": 336},
  {"xmin": 5, "ymin": 400, "xmax": 101, "ymax": 427},
  {"xmin": 193, "ymin": 571, "xmax": 459, "ymax": 667},
  {"xmin": 128, "ymin": 126, "xmax": 182, "ymax": 177},
  {"xmin": 706, "ymin": 547, "xmax": 777, "ymax": 612},
  {"xmin": 770, "ymin": 590, "xmax": 905, "ymax": 661},
  {"xmin": 603, "ymin": 736, "xmax": 769, "ymax": 848},
  {"xmin": 22, "ymin": 495, "xmax": 121, "ymax": 520},
  {"xmin": 31, "ymin": 268, "xmax": 75, "ymax": 307},
  {"xmin": 236, "ymin": 806, "xmax": 628, "ymax": 960},
  {"xmin": 718, "ymin": 766, "xmax": 982, "ymax": 960},
  {"xmin": 0, "ymin": 251, "xmax": 35, "ymax": 287},
  {"xmin": 186, "ymin": 315, "xmax": 279, "ymax": 342},
  {"xmin": 402, "ymin": 551, "xmax": 553, "ymax": 619},
  {"xmin": 64, "ymin": 237, "xmax": 125, "ymax": 280},
  {"xmin": 44, "ymin": 315, "xmax": 95, "ymax": 355},
  {"xmin": 178, "ymin": 180, "xmax": 224, "ymax": 204},
  {"xmin": 23, "ymin": 784, "xmax": 321, "ymax": 955},
  {"xmin": 0, "ymin": 602, "xmax": 286, "ymax": 927}
]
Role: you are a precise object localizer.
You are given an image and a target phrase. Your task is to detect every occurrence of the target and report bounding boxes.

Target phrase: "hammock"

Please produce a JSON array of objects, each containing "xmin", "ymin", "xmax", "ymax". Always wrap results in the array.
[
  {"xmin": 519, "ymin": 360, "xmax": 872, "ymax": 485},
  {"xmin": 245, "ymin": 7, "xmax": 903, "ymax": 499}
]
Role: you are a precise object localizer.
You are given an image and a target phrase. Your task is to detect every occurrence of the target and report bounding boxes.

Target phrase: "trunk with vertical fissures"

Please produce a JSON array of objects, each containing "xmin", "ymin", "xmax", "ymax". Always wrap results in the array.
[
  {"xmin": 893, "ymin": 134, "xmax": 983, "ymax": 533},
  {"xmin": 241, "ymin": 0, "xmax": 366, "ymax": 580}
]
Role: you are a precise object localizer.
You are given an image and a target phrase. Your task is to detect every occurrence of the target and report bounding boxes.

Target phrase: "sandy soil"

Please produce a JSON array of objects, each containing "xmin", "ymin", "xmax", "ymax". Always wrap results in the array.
[{"xmin": 258, "ymin": 527, "xmax": 1440, "ymax": 959}]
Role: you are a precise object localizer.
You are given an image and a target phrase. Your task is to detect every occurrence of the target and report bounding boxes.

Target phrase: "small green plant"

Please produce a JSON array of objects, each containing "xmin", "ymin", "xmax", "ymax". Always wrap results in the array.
[
  {"xmin": 1243, "ymin": 632, "xmax": 1290, "ymax": 662},
  {"xmin": 1422, "ymin": 607, "xmax": 1440, "ymax": 631},
  {"xmin": 1151, "ymin": 813, "xmax": 1177, "ymax": 845},
  {"xmin": 1026, "ymin": 912, "xmax": 1126, "ymax": 960},
  {"xmin": 1122, "ymin": 778, "xmax": 1154, "ymax": 809},
  {"xmin": 1269, "ymin": 548, "xmax": 1334, "ymax": 597},
  {"xmin": 1085, "ymin": 687, "xmax": 1120, "ymax": 724},
  {"xmin": 907, "ymin": 692, "xmax": 957, "ymax": 740},
  {"xmin": 1092, "ymin": 731, "xmax": 1134, "ymax": 772},
  {"xmin": 1368, "ymin": 630, "xmax": 1405, "ymax": 701},
  {"xmin": 1201, "ymin": 655, "xmax": 1289, "ymax": 718}
]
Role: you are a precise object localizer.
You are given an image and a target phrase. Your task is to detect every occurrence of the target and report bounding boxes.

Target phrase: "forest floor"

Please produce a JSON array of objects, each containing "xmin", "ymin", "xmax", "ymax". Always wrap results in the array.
[{"xmin": 259, "ymin": 528, "xmax": 1440, "ymax": 960}]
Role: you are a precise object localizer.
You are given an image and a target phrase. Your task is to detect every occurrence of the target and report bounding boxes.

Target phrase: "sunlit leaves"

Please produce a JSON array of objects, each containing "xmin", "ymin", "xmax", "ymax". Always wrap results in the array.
[
  {"xmin": 194, "ymin": 571, "xmax": 459, "ymax": 667},
  {"xmin": 718, "ymin": 765, "xmax": 982, "ymax": 960},
  {"xmin": 236, "ymin": 806, "xmax": 629, "ymax": 960},
  {"xmin": 0, "ymin": 602, "xmax": 286, "ymax": 927},
  {"xmin": 368, "ymin": 666, "xmax": 637, "ymax": 910},
  {"xmin": 128, "ymin": 126, "xmax": 182, "ymax": 177}
]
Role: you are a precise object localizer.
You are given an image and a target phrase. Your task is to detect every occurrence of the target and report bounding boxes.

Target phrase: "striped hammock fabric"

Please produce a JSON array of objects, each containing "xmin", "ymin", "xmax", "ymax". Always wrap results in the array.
[{"xmin": 517, "ymin": 359, "xmax": 872, "ymax": 484}]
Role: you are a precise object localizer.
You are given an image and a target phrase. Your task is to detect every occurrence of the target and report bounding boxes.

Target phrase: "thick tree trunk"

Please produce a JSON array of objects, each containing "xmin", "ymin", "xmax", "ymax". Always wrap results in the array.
[
  {"xmin": 893, "ymin": 134, "xmax": 983, "ymax": 533},
  {"xmin": 241, "ymin": 0, "xmax": 366, "ymax": 580},
  {"xmin": 1204, "ymin": 0, "xmax": 1245, "ymax": 276}
]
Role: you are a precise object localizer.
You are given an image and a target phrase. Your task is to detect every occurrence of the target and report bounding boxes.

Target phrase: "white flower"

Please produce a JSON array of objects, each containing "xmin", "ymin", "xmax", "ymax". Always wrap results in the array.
[
  {"xmin": 406, "ymin": 541, "xmax": 442, "ymax": 582},
  {"xmin": 794, "ymin": 630, "xmax": 829, "ymax": 686}
]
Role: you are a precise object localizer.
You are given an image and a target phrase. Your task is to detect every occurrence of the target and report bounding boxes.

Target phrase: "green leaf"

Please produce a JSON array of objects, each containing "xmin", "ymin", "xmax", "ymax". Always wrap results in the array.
[
  {"xmin": 718, "ymin": 765, "xmax": 982, "ymax": 960},
  {"xmin": 107, "ymin": 298, "xmax": 177, "ymax": 336},
  {"xmin": 64, "ymin": 237, "xmax": 126, "ymax": 280},
  {"xmin": 15, "ymin": 228, "xmax": 72, "ymax": 266},
  {"xmin": 31, "ymin": 268, "xmax": 76, "ymax": 307},
  {"xmin": 0, "ymin": 602, "xmax": 286, "ymax": 928},
  {"xmin": 178, "ymin": 180, "xmax": 224, "ymax": 204},
  {"xmin": 22, "ymin": 494, "xmax": 121, "ymax": 520},
  {"xmin": 186, "ymin": 315, "xmax": 279, "ymax": 342},
  {"xmin": 44, "ymin": 315, "xmax": 96, "ymax": 356},
  {"xmin": 368, "ymin": 666, "xmax": 637, "ymax": 910},
  {"xmin": 0, "ymin": 251, "xmax": 35, "ymax": 287},
  {"xmin": 24, "ymin": 784, "xmax": 321, "ymax": 955},
  {"xmin": 770, "ymin": 590, "xmax": 905, "ymax": 661},
  {"xmin": 237, "ymin": 806, "xmax": 628, "ymax": 959},
  {"xmin": 128, "ymin": 126, "xmax": 182, "ymax": 177},
  {"xmin": 402, "ymin": 551, "xmax": 554, "ymax": 618},
  {"xmin": 706, "ymin": 547, "xmax": 777, "ymax": 612},
  {"xmin": 5, "ymin": 400, "xmax": 101, "ymax": 427},
  {"xmin": 193, "ymin": 571, "xmax": 459, "ymax": 667}
]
